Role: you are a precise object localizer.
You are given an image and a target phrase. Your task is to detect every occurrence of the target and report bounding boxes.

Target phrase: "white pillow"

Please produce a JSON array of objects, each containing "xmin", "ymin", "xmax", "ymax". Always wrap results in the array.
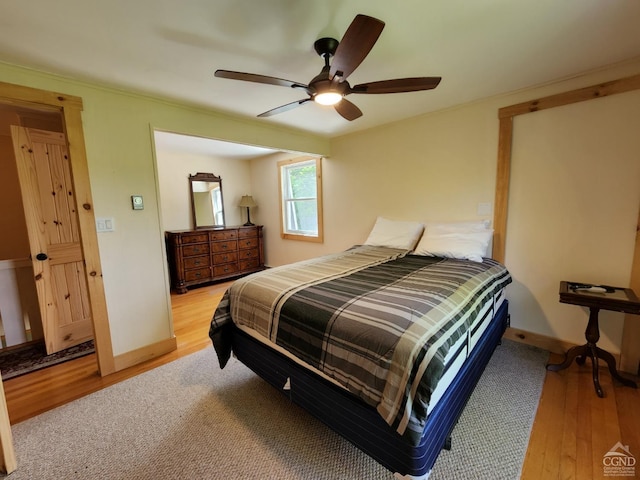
[
  {"xmin": 364, "ymin": 217, "xmax": 425, "ymax": 250},
  {"xmin": 413, "ymin": 229, "xmax": 493, "ymax": 262}
]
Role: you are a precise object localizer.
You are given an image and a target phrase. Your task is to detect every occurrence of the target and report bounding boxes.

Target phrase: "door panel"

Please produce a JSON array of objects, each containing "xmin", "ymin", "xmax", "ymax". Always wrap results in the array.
[{"xmin": 11, "ymin": 126, "xmax": 93, "ymax": 354}]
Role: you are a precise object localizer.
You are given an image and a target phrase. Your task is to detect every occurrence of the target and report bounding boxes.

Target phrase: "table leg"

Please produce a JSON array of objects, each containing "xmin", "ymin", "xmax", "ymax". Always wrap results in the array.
[
  {"xmin": 585, "ymin": 307, "xmax": 600, "ymax": 344},
  {"xmin": 595, "ymin": 346, "xmax": 638, "ymax": 389},
  {"xmin": 585, "ymin": 308, "xmax": 605, "ymax": 396},
  {"xmin": 546, "ymin": 344, "xmax": 589, "ymax": 371},
  {"xmin": 588, "ymin": 344, "xmax": 604, "ymax": 398},
  {"xmin": 547, "ymin": 343, "xmax": 606, "ymax": 396},
  {"xmin": 548, "ymin": 307, "xmax": 638, "ymax": 396}
]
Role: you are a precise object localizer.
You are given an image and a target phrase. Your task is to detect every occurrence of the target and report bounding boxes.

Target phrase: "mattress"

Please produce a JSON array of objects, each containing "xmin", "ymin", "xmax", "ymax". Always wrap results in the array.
[
  {"xmin": 229, "ymin": 299, "xmax": 510, "ymax": 478},
  {"xmin": 236, "ymin": 287, "xmax": 506, "ymax": 419},
  {"xmin": 210, "ymin": 245, "xmax": 512, "ymax": 446}
]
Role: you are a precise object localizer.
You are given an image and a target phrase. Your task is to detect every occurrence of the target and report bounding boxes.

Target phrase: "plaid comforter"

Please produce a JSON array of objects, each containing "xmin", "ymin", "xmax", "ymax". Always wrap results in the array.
[{"xmin": 210, "ymin": 245, "xmax": 511, "ymax": 445}]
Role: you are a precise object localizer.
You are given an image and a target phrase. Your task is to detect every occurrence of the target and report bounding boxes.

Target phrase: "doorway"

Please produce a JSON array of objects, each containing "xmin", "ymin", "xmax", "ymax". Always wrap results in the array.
[
  {"xmin": 0, "ymin": 81, "xmax": 114, "ymax": 376},
  {"xmin": 0, "ymin": 104, "xmax": 93, "ymax": 376}
]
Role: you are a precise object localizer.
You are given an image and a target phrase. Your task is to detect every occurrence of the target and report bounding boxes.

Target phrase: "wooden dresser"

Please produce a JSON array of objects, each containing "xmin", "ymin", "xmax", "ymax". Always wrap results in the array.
[{"xmin": 166, "ymin": 225, "xmax": 264, "ymax": 294}]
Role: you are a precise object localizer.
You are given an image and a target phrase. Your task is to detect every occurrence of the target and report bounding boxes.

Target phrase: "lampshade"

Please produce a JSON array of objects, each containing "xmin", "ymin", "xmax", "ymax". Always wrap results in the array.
[{"xmin": 238, "ymin": 195, "xmax": 257, "ymax": 208}]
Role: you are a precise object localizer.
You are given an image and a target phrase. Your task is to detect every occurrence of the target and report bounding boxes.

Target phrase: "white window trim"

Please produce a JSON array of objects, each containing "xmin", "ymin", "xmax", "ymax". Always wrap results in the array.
[{"xmin": 277, "ymin": 156, "xmax": 324, "ymax": 243}]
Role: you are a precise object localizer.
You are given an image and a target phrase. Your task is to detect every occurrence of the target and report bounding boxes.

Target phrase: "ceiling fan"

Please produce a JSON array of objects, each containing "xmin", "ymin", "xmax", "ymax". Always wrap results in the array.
[{"xmin": 214, "ymin": 14, "xmax": 441, "ymax": 121}]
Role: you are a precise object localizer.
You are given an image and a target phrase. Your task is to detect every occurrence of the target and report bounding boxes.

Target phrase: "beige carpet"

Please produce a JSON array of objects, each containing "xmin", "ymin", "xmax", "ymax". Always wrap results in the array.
[{"xmin": 1, "ymin": 339, "xmax": 547, "ymax": 479}]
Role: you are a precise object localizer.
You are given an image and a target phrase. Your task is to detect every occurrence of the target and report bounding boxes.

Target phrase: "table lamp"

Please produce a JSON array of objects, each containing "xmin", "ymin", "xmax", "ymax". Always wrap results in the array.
[{"xmin": 238, "ymin": 195, "xmax": 257, "ymax": 226}]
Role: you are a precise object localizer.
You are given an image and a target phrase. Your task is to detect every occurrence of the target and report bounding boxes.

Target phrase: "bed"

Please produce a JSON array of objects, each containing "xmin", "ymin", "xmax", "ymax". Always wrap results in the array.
[{"xmin": 209, "ymin": 237, "xmax": 511, "ymax": 479}]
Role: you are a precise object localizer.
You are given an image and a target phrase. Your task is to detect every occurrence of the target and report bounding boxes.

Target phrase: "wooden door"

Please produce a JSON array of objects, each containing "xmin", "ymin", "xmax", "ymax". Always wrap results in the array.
[{"xmin": 11, "ymin": 126, "xmax": 93, "ymax": 354}]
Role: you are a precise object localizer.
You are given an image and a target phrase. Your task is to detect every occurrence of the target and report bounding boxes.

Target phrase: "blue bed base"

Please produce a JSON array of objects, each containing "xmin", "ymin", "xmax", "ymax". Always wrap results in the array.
[{"xmin": 231, "ymin": 300, "xmax": 509, "ymax": 478}]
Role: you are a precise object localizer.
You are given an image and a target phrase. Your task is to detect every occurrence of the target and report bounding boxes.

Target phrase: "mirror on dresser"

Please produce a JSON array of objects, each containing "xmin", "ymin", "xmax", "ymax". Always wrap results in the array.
[{"xmin": 189, "ymin": 172, "xmax": 225, "ymax": 228}]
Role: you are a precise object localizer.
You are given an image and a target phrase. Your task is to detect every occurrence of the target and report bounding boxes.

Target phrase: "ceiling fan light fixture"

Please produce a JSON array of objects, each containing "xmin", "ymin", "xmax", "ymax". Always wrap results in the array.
[
  {"xmin": 314, "ymin": 91, "xmax": 343, "ymax": 106},
  {"xmin": 215, "ymin": 15, "xmax": 440, "ymax": 122}
]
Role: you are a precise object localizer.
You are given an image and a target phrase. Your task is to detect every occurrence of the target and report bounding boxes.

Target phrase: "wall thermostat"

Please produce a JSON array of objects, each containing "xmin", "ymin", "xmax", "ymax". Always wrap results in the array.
[{"xmin": 131, "ymin": 195, "xmax": 144, "ymax": 210}]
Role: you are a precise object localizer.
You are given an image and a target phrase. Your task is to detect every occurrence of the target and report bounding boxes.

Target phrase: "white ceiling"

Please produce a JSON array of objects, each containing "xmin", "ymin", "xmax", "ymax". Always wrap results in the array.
[{"xmin": 2, "ymin": 0, "xmax": 640, "ymax": 138}]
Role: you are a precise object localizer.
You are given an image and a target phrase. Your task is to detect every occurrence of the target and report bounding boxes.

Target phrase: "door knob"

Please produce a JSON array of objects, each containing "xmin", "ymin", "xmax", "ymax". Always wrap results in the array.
[{"xmin": 36, "ymin": 253, "xmax": 48, "ymax": 261}]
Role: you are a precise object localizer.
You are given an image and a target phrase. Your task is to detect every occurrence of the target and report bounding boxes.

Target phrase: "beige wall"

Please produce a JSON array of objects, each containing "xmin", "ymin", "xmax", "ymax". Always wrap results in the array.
[
  {"xmin": 257, "ymin": 59, "xmax": 640, "ymax": 355},
  {"xmin": 0, "ymin": 61, "xmax": 329, "ymax": 357},
  {"xmin": 249, "ymin": 152, "xmax": 313, "ymax": 266},
  {"xmin": 155, "ymin": 144, "xmax": 254, "ymax": 231},
  {"xmin": 506, "ymin": 90, "xmax": 640, "ymax": 354},
  {"xmin": 251, "ymin": 100, "xmax": 500, "ymax": 267}
]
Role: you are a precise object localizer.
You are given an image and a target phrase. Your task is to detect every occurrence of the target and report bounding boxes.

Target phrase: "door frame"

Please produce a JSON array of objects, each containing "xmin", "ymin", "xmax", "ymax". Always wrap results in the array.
[
  {"xmin": 0, "ymin": 81, "xmax": 115, "ymax": 376},
  {"xmin": 492, "ymin": 73, "xmax": 640, "ymax": 375}
]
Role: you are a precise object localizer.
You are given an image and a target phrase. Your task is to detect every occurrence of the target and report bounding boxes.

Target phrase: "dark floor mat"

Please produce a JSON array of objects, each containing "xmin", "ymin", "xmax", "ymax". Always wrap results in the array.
[{"xmin": 0, "ymin": 340, "xmax": 95, "ymax": 380}]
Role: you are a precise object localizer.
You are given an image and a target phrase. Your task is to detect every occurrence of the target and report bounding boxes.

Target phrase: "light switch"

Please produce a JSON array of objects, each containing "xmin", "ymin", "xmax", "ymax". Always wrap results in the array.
[{"xmin": 96, "ymin": 217, "xmax": 115, "ymax": 232}]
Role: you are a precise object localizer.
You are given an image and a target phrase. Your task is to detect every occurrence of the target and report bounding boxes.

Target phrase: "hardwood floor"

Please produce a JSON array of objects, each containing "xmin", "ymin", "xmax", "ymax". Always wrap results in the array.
[
  {"xmin": 3, "ymin": 281, "xmax": 231, "ymax": 425},
  {"xmin": 3, "ymin": 283, "xmax": 640, "ymax": 478},
  {"xmin": 520, "ymin": 351, "xmax": 640, "ymax": 480}
]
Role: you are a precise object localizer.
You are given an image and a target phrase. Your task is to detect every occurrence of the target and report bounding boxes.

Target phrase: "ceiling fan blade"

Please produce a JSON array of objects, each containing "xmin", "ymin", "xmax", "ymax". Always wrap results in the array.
[
  {"xmin": 215, "ymin": 70, "xmax": 309, "ymax": 91},
  {"xmin": 329, "ymin": 14, "xmax": 385, "ymax": 81},
  {"xmin": 334, "ymin": 98, "xmax": 362, "ymax": 121},
  {"xmin": 350, "ymin": 77, "xmax": 442, "ymax": 94},
  {"xmin": 257, "ymin": 98, "xmax": 312, "ymax": 118}
]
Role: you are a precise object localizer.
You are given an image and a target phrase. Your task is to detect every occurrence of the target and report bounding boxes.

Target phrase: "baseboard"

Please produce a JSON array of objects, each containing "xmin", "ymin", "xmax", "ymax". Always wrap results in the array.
[
  {"xmin": 503, "ymin": 327, "xmax": 622, "ymax": 366},
  {"xmin": 503, "ymin": 327, "xmax": 574, "ymax": 355},
  {"xmin": 113, "ymin": 336, "xmax": 177, "ymax": 372}
]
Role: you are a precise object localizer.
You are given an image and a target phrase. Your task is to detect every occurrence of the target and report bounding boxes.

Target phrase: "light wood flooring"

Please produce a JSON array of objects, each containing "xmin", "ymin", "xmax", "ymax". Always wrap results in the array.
[
  {"xmin": 3, "ymin": 281, "xmax": 231, "ymax": 425},
  {"xmin": 3, "ymin": 282, "xmax": 640, "ymax": 479},
  {"xmin": 520, "ymin": 350, "xmax": 640, "ymax": 480}
]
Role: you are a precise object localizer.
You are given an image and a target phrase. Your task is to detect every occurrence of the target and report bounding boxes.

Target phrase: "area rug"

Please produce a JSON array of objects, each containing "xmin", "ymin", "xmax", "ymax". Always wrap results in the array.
[
  {"xmin": 0, "ymin": 340, "xmax": 94, "ymax": 380},
  {"xmin": 2, "ymin": 339, "xmax": 548, "ymax": 480}
]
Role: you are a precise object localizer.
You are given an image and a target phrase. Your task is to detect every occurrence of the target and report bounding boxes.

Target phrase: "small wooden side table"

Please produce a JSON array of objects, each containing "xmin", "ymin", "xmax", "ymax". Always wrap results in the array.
[{"xmin": 546, "ymin": 281, "xmax": 640, "ymax": 397}]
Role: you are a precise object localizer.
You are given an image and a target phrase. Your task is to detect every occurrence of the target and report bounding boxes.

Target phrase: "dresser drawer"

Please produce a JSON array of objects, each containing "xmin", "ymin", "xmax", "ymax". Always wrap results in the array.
[
  {"xmin": 184, "ymin": 267, "xmax": 211, "ymax": 282},
  {"xmin": 181, "ymin": 233, "xmax": 209, "ymax": 244},
  {"xmin": 210, "ymin": 230, "xmax": 238, "ymax": 241},
  {"xmin": 212, "ymin": 240, "xmax": 238, "ymax": 253},
  {"xmin": 239, "ymin": 258, "xmax": 260, "ymax": 271},
  {"xmin": 213, "ymin": 251, "xmax": 238, "ymax": 265},
  {"xmin": 238, "ymin": 248, "xmax": 259, "ymax": 260},
  {"xmin": 237, "ymin": 227, "xmax": 258, "ymax": 239},
  {"xmin": 214, "ymin": 263, "xmax": 239, "ymax": 277},
  {"xmin": 238, "ymin": 237, "xmax": 259, "ymax": 249},
  {"xmin": 182, "ymin": 244, "xmax": 209, "ymax": 257},
  {"xmin": 166, "ymin": 226, "xmax": 263, "ymax": 294},
  {"xmin": 184, "ymin": 255, "xmax": 210, "ymax": 270}
]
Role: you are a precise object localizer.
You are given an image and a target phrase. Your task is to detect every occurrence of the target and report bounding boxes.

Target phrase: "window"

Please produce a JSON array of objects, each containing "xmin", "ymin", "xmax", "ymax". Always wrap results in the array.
[
  {"xmin": 211, "ymin": 187, "xmax": 224, "ymax": 225},
  {"xmin": 278, "ymin": 156, "xmax": 323, "ymax": 242}
]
